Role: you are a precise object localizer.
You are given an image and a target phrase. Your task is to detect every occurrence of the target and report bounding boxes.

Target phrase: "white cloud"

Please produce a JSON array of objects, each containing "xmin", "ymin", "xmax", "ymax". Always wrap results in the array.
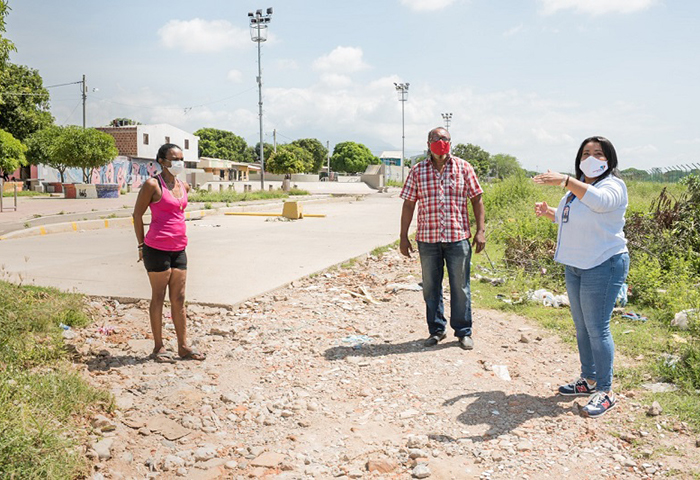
[
  {"xmin": 621, "ymin": 144, "xmax": 659, "ymax": 155},
  {"xmin": 503, "ymin": 24, "xmax": 524, "ymax": 37},
  {"xmin": 312, "ymin": 46, "xmax": 369, "ymax": 74},
  {"xmin": 675, "ymin": 138, "xmax": 700, "ymax": 145},
  {"xmin": 276, "ymin": 59, "xmax": 299, "ymax": 71},
  {"xmin": 539, "ymin": 0, "xmax": 658, "ymax": 15},
  {"xmin": 400, "ymin": 0, "xmax": 458, "ymax": 12},
  {"xmin": 319, "ymin": 73, "xmax": 353, "ymax": 88},
  {"xmin": 158, "ymin": 19, "xmax": 249, "ymax": 53},
  {"xmin": 227, "ymin": 70, "xmax": 243, "ymax": 83}
]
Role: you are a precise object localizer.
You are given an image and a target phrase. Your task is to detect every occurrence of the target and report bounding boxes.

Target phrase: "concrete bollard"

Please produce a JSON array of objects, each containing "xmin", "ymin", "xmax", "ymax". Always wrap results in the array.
[
  {"xmin": 269, "ymin": 185, "xmax": 273, "ymax": 191},
  {"xmin": 208, "ymin": 184, "xmax": 213, "ymax": 192},
  {"xmin": 282, "ymin": 201, "xmax": 303, "ymax": 219},
  {"xmin": 219, "ymin": 184, "xmax": 225, "ymax": 192},
  {"xmin": 228, "ymin": 184, "xmax": 235, "ymax": 191}
]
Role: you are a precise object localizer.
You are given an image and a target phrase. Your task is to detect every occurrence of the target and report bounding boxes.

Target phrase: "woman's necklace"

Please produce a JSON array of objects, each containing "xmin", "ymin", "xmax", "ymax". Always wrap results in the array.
[{"xmin": 161, "ymin": 174, "xmax": 184, "ymax": 211}]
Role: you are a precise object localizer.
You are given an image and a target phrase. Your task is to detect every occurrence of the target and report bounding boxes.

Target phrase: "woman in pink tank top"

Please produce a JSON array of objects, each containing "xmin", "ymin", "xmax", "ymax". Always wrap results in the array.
[{"xmin": 132, "ymin": 143, "xmax": 205, "ymax": 362}]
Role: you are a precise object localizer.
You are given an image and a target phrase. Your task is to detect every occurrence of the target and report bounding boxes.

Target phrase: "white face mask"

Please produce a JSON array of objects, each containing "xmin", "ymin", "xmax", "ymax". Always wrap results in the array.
[
  {"xmin": 166, "ymin": 161, "xmax": 185, "ymax": 176},
  {"xmin": 579, "ymin": 155, "xmax": 608, "ymax": 178}
]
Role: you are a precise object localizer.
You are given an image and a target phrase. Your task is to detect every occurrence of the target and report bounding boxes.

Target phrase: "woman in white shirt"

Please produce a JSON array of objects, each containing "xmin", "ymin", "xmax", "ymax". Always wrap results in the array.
[{"xmin": 533, "ymin": 136, "xmax": 629, "ymax": 418}]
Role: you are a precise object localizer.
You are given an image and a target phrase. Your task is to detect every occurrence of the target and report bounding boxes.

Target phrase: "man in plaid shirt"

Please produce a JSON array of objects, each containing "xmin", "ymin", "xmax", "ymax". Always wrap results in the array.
[{"xmin": 399, "ymin": 127, "xmax": 486, "ymax": 350}]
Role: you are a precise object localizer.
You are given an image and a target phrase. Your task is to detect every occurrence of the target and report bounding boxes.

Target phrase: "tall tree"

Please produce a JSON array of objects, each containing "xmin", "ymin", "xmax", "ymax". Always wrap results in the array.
[
  {"xmin": 266, "ymin": 144, "xmax": 313, "ymax": 175},
  {"xmin": 489, "ymin": 153, "xmax": 523, "ymax": 179},
  {"xmin": 25, "ymin": 126, "xmax": 68, "ymax": 182},
  {"xmin": 53, "ymin": 126, "xmax": 118, "ymax": 183},
  {"xmin": 291, "ymin": 138, "xmax": 328, "ymax": 173},
  {"xmin": 194, "ymin": 127, "xmax": 248, "ymax": 162},
  {"xmin": 246, "ymin": 142, "xmax": 275, "ymax": 167},
  {"xmin": 0, "ymin": 0, "xmax": 16, "ymax": 70},
  {"xmin": 330, "ymin": 141, "xmax": 379, "ymax": 174},
  {"xmin": 0, "ymin": 63, "xmax": 53, "ymax": 141},
  {"xmin": 0, "ymin": 128, "xmax": 26, "ymax": 175},
  {"xmin": 452, "ymin": 143, "xmax": 489, "ymax": 178}
]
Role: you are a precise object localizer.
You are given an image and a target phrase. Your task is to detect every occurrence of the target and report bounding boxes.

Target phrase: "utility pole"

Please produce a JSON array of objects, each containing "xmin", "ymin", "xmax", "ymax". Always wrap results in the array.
[
  {"xmin": 273, "ymin": 129, "xmax": 277, "ymax": 153},
  {"xmin": 81, "ymin": 74, "xmax": 87, "ymax": 128},
  {"xmin": 327, "ymin": 140, "xmax": 331, "ymax": 179}
]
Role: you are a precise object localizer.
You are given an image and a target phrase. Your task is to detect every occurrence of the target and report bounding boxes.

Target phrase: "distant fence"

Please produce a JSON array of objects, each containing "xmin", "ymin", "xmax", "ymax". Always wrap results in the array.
[{"xmin": 622, "ymin": 165, "xmax": 700, "ymax": 183}]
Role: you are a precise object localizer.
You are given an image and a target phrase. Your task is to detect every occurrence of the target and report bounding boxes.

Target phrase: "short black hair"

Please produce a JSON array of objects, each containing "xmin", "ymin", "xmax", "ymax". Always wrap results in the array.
[
  {"xmin": 156, "ymin": 143, "xmax": 182, "ymax": 162},
  {"xmin": 574, "ymin": 136, "xmax": 619, "ymax": 180}
]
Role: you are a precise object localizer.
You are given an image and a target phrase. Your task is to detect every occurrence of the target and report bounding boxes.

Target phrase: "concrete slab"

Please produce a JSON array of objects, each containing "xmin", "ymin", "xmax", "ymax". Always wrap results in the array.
[
  {"xmin": 0, "ymin": 183, "xmax": 393, "ymax": 235},
  {"xmin": 0, "ymin": 195, "xmax": 405, "ymax": 306}
]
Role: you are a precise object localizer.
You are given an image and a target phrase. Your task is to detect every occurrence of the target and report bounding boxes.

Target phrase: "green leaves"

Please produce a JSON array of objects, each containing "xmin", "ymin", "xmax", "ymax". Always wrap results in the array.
[
  {"xmin": 330, "ymin": 141, "xmax": 379, "ymax": 174},
  {"xmin": 0, "ymin": 128, "xmax": 27, "ymax": 173},
  {"xmin": 25, "ymin": 126, "xmax": 118, "ymax": 182},
  {"xmin": 0, "ymin": 63, "xmax": 53, "ymax": 141},
  {"xmin": 266, "ymin": 144, "xmax": 313, "ymax": 174},
  {"xmin": 291, "ymin": 138, "xmax": 328, "ymax": 173},
  {"xmin": 194, "ymin": 127, "xmax": 249, "ymax": 162}
]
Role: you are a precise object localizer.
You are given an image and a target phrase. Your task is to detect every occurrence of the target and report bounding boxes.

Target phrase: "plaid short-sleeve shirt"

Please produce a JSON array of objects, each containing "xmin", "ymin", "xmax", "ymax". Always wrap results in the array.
[{"xmin": 400, "ymin": 155, "xmax": 483, "ymax": 243}]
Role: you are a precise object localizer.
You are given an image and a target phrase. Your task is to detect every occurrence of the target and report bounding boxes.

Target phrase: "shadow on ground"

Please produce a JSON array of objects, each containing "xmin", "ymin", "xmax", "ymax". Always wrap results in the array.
[
  {"xmin": 324, "ymin": 338, "xmax": 462, "ymax": 360},
  {"xmin": 438, "ymin": 391, "xmax": 579, "ymax": 442}
]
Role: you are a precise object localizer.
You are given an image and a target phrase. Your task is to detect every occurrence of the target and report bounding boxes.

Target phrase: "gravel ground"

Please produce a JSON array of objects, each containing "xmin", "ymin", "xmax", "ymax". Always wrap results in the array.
[{"xmin": 68, "ymin": 248, "xmax": 700, "ymax": 479}]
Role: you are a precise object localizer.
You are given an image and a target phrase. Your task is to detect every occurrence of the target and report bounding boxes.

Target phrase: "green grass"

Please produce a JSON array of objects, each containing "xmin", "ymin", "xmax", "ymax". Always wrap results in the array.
[
  {"xmin": 385, "ymin": 179, "xmax": 404, "ymax": 188},
  {"xmin": 470, "ymin": 176, "xmax": 700, "ymax": 430},
  {"xmin": 189, "ymin": 187, "xmax": 310, "ymax": 203},
  {"xmin": 0, "ymin": 281, "xmax": 112, "ymax": 478},
  {"xmin": 1, "ymin": 190, "xmax": 49, "ymax": 197}
]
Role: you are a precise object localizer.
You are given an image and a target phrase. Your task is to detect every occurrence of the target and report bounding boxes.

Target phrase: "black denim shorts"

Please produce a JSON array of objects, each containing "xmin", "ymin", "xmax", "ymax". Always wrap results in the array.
[{"xmin": 142, "ymin": 244, "xmax": 187, "ymax": 272}]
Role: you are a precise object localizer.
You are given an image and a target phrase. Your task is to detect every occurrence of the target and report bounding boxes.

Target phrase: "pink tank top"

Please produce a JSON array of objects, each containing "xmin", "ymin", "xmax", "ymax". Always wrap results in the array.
[{"xmin": 144, "ymin": 175, "xmax": 188, "ymax": 251}]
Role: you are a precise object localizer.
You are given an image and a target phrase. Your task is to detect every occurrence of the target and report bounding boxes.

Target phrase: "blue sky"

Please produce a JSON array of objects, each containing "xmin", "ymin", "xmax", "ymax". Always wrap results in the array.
[{"xmin": 5, "ymin": 0, "xmax": 699, "ymax": 172}]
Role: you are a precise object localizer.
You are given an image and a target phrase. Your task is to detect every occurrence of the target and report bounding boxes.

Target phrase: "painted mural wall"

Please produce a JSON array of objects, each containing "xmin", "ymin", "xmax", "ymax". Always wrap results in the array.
[{"xmin": 39, "ymin": 156, "xmax": 164, "ymax": 189}]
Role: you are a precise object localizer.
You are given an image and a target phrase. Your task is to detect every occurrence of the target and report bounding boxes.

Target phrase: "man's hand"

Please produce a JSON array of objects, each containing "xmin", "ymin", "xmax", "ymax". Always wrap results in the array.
[
  {"xmin": 472, "ymin": 231, "xmax": 486, "ymax": 254},
  {"xmin": 400, "ymin": 236, "xmax": 414, "ymax": 257}
]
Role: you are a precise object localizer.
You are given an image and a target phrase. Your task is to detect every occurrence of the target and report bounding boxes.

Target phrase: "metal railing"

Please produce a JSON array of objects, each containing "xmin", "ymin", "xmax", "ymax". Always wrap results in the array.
[{"xmin": 0, "ymin": 179, "xmax": 19, "ymax": 212}]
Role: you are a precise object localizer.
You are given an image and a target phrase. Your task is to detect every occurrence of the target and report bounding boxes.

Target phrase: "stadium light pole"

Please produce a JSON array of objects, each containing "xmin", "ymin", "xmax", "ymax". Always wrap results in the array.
[
  {"xmin": 394, "ymin": 82, "xmax": 409, "ymax": 182},
  {"xmin": 248, "ymin": 8, "xmax": 273, "ymax": 190},
  {"xmin": 441, "ymin": 112, "xmax": 452, "ymax": 132}
]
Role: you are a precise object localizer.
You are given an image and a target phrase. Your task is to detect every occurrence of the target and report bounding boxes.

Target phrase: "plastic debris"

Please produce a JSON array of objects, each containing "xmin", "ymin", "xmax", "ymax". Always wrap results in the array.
[
  {"xmin": 641, "ymin": 382, "xmax": 677, "ymax": 393},
  {"xmin": 491, "ymin": 365, "xmax": 512, "ymax": 381},
  {"xmin": 385, "ymin": 283, "xmax": 422, "ymax": 293},
  {"xmin": 59, "ymin": 323, "xmax": 71, "ymax": 331},
  {"xmin": 474, "ymin": 273, "xmax": 505, "ymax": 286},
  {"xmin": 528, "ymin": 289, "xmax": 569, "ymax": 308},
  {"xmin": 97, "ymin": 325, "xmax": 116, "ymax": 336},
  {"xmin": 341, "ymin": 335, "xmax": 374, "ymax": 350},
  {"xmin": 621, "ymin": 312, "xmax": 648, "ymax": 321},
  {"xmin": 661, "ymin": 353, "xmax": 681, "ymax": 368},
  {"xmin": 615, "ymin": 283, "xmax": 629, "ymax": 307},
  {"xmin": 671, "ymin": 309, "xmax": 698, "ymax": 330}
]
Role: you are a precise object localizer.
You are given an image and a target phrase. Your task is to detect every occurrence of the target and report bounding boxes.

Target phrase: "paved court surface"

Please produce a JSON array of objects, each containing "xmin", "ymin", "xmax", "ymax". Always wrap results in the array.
[
  {"xmin": 0, "ymin": 181, "xmax": 380, "ymax": 235},
  {"xmin": 0, "ymin": 194, "xmax": 405, "ymax": 305}
]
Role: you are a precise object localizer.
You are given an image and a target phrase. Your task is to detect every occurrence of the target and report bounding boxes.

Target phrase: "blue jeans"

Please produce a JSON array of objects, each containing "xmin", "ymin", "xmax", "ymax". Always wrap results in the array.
[
  {"xmin": 565, "ymin": 253, "xmax": 629, "ymax": 392},
  {"xmin": 417, "ymin": 240, "xmax": 473, "ymax": 338}
]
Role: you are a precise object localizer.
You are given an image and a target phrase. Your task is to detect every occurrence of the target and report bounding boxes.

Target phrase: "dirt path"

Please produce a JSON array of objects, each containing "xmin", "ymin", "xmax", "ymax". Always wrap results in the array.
[{"xmin": 71, "ymin": 249, "xmax": 699, "ymax": 479}]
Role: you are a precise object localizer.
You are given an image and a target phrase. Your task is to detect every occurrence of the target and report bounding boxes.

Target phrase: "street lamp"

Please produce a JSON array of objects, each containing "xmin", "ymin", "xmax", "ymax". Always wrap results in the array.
[
  {"xmin": 248, "ymin": 7, "xmax": 273, "ymax": 190},
  {"xmin": 394, "ymin": 82, "xmax": 409, "ymax": 182},
  {"xmin": 441, "ymin": 112, "xmax": 452, "ymax": 132}
]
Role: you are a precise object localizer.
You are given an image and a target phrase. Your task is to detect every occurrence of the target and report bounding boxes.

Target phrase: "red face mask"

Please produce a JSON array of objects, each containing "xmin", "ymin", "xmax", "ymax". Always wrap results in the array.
[{"xmin": 430, "ymin": 140, "xmax": 450, "ymax": 156}]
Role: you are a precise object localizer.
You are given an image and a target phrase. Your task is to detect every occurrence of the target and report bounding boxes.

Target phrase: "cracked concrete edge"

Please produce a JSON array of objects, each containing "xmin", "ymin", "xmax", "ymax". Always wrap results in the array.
[
  {"xmin": 0, "ymin": 194, "xmax": 373, "ymax": 241},
  {"xmin": 89, "ymin": 247, "xmax": 395, "ymax": 311}
]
